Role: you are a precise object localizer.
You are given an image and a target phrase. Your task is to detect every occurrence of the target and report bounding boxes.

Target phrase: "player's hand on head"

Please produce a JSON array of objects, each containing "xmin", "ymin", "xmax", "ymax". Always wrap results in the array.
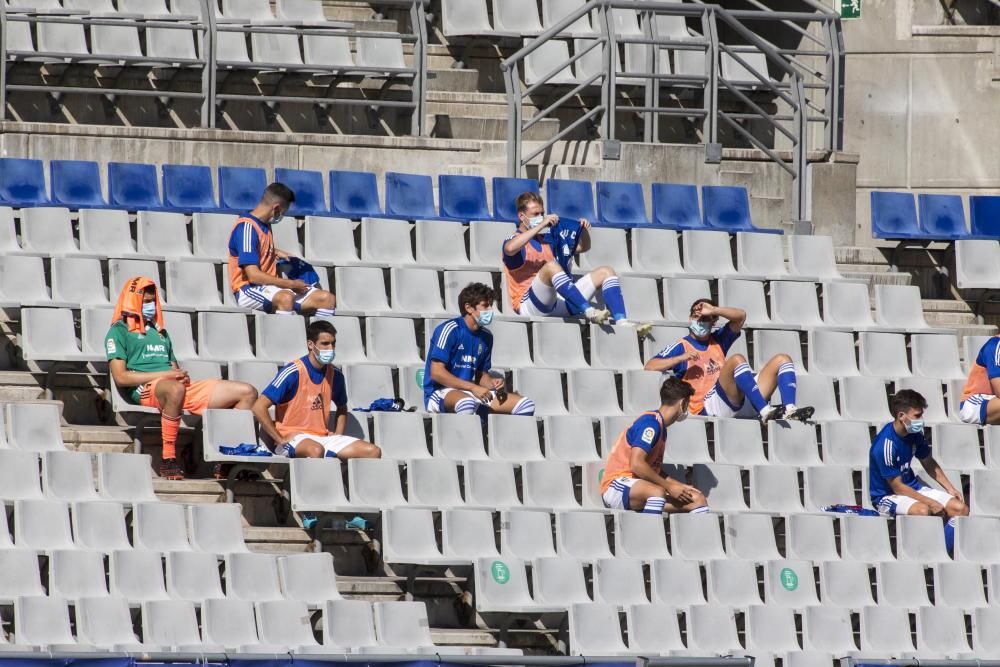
[
  {"xmin": 543, "ymin": 214, "xmax": 559, "ymax": 228},
  {"xmin": 579, "ymin": 218, "xmax": 590, "ymax": 230}
]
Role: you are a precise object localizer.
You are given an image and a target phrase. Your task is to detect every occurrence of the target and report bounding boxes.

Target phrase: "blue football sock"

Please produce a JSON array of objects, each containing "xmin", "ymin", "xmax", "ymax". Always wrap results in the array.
[
  {"xmin": 642, "ymin": 497, "xmax": 666, "ymax": 514},
  {"xmin": 511, "ymin": 397, "xmax": 535, "ymax": 416},
  {"xmin": 690, "ymin": 505, "xmax": 710, "ymax": 514},
  {"xmin": 454, "ymin": 397, "xmax": 480, "ymax": 415},
  {"xmin": 777, "ymin": 362, "xmax": 798, "ymax": 406},
  {"xmin": 944, "ymin": 516, "xmax": 956, "ymax": 556},
  {"xmin": 733, "ymin": 362, "xmax": 768, "ymax": 412},
  {"xmin": 601, "ymin": 277, "xmax": 627, "ymax": 322},
  {"xmin": 552, "ymin": 271, "xmax": 591, "ymax": 314}
]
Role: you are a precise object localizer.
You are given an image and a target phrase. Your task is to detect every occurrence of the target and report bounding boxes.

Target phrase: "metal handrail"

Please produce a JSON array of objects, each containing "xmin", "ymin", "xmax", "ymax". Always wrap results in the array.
[{"xmin": 500, "ymin": 0, "xmax": 840, "ymax": 224}]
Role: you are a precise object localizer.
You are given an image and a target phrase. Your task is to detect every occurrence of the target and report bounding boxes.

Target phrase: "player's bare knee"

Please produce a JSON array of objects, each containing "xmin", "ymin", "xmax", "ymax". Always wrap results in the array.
[
  {"xmin": 909, "ymin": 502, "xmax": 931, "ymax": 516},
  {"xmin": 952, "ymin": 501, "xmax": 970, "ymax": 517},
  {"xmin": 362, "ymin": 442, "xmax": 381, "ymax": 459},
  {"xmin": 237, "ymin": 382, "xmax": 257, "ymax": 404},
  {"xmin": 272, "ymin": 290, "xmax": 294, "ymax": 312},
  {"xmin": 541, "ymin": 260, "xmax": 561, "ymax": 277},
  {"xmin": 689, "ymin": 489, "xmax": 706, "ymax": 506},
  {"xmin": 162, "ymin": 380, "xmax": 186, "ymax": 405},
  {"xmin": 299, "ymin": 442, "xmax": 324, "ymax": 458},
  {"xmin": 594, "ymin": 266, "xmax": 616, "ymax": 283},
  {"xmin": 773, "ymin": 353, "xmax": 792, "ymax": 365},
  {"xmin": 730, "ymin": 353, "xmax": 748, "ymax": 366},
  {"xmin": 319, "ymin": 291, "xmax": 336, "ymax": 309}
]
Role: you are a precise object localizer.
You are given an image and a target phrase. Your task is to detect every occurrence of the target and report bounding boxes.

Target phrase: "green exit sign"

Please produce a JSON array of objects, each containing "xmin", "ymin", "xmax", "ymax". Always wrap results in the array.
[{"xmin": 840, "ymin": 0, "xmax": 861, "ymax": 19}]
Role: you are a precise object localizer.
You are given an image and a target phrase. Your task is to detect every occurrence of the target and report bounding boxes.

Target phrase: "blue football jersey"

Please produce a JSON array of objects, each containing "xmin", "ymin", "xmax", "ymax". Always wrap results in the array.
[
  {"xmin": 423, "ymin": 317, "xmax": 493, "ymax": 403},
  {"xmin": 868, "ymin": 421, "xmax": 931, "ymax": 506}
]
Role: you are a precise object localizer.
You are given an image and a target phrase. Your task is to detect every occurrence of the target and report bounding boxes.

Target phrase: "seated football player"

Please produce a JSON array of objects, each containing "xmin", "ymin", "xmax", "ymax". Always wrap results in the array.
[{"xmin": 958, "ymin": 334, "xmax": 1000, "ymax": 425}]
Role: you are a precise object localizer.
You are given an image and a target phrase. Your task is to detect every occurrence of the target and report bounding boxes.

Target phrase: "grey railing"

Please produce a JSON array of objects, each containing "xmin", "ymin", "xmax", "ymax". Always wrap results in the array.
[
  {"xmin": 0, "ymin": 0, "xmax": 427, "ymax": 135},
  {"xmin": 500, "ymin": 0, "xmax": 842, "ymax": 223}
]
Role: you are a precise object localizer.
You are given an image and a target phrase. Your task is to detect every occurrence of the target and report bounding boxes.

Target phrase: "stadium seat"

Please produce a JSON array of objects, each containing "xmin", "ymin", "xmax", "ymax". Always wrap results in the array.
[
  {"xmin": 955, "ymin": 239, "xmax": 1000, "ymax": 289},
  {"xmin": 707, "ymin": 559, "xmax": 763, "ymax": 605},
  {"xmin": 343, "ymin": 364, "xmax": 395, "ymax": 410},
  {"xmin": 76, "ymin": 597, "xmax": 151, "ymax": 651},
  {"xmin": 51, "ymin": 256, "xmax": 110, "ymax": 305},
  {"xmin": 141, "ymin": 600, "xmax": 211, "ymax": 651},
  {"xmin": 19, "ymin": 307, "xmax": 102, "ymax": 363},
  {"xmin": 218, "ymin": 166, "xmax": 267, "ymax": 212},
  {"xmin": 289, "ymin": 458, "xmax": 358, "ymax": 513},
  {"xmin": 415, "ymin": 220, "xmax": 470, "ymax": 268},
  {"xmin": 107, "ymin": 162, "xmax": 162, "ymax": 210},
  {"xmin": 669, "ymin": 512, "xmax": 725, "ymax": 560},
  {"xmin": 165, "ymin": 260, "xmax": 228, "ymax": 311},
  {"xmin": 860, "ymin": 606, "xmax": 915, "ymax": 655},
  {"xmin": 568, "ymin": 369, "xmax": 622, "ymax": 415},
  {"xmin": 632, "ymin": 228, "xmax": 688, "ymax": 277},
  {"xmin": 546, "ymin": 178, "xmax": 596, "ymax": 223},
  {"xmin": 20, "ymin": 206, "xmax": 79, "ymax": 255},
  {"xmin": 334, "ymin": 266, "xmax": 391, "ymax": 314},
  {"xmin": 819, "ymin": 560, "xmax": 874, "ymax": 607},
  {"xmin": 0, "ymin": 158, "xmax": 48, "ymax": 205},
  {"xmin": 225, "ymin": 552, "xmax": 283, "ymax": 602},
  {"xmin": 896, "ymin": 515, "xmax": 951, "ymax": 562},
  {"xmin": 433, "ymin": 414, "xmax": 488, "ymax": 461},
  {"xmin": 472, "ymin": 556, "xmax": 541, "ymax": 613},
  {"xmin": 254, "ymin": 313, "xmax": 308, "ymax": 363},
  {"xmin": 14, "ymin": 596, "xmax": 83, "ymax": 651},
  {"xmin": 188, "ymin": 503, "xmax": 249, "ymax": 553},
  {"xmin": 702, "ymin": 185, "xmax": 775, "ymax": 233},
  {"xmin": 746, "ymin": 605, "xmax": 799, "ymax": 654},
  {"xmin": 469, "ymin": 220, "xmax": 514, "ymax": 268},
  {"xmin": 973, "ymin": 607, "xmax": 1000, "ymax": 656},
  {"xmin": 838, "ymin": 376, "xmax": 890, "ymax": 423},
  {"xmin": 524, "ymin": 462, "xmax": 581, "ymax": 511},
  {"xmin": 72, "ymin": 500, "xmax": 130, "ymax": 550},
  {"xmin": 802, "ymin": 606, "xmax": 856, "ymax": 652},
  {"xmin": 487, "ymin": 414, "xmax": 544, "ymax": 461},
  {"xmin": 14, "ymin": 499, "xmax": 73, "ymax": 551},
  {"xmin": 499, "ymin": 510, "xmax": 555, "ymax": 559},
  {"xmin": 161, "ymin": 164, "xmax": 217, "ymax": 212},
  {"xmin": 918, "ymin": 193, "xmax": 969, "ymax": 239},
  {"xmin": 915, "ymin": 607, "xmax": 972, "ymax": 656},
  {"xmin": 771, "ymin": 280, "xmax": 825, "ymax": 328},
  {"xmin": 48, "ymin": 549, "xmax": 108, "ymax": 599},
  {"xmin": 541, "ymin": 0, "xmax": 597, "ymax": 35},
  {"xmin": 372, "ymin": 601, "xmax": 439, "ymax": 652},
  {"xmin": 464, "ymin": 460, "xmax": 520, "ymax": 508},
  {"xmin": 621, "ymin": 369, "xmax": 662, "ymax": 415},
  {"xmin": 407, "ymin": 458, "xmax": 465, "ymax": 508},
  {"xmin": 804, "ymin": 465, "xmax": 857, "ymax": 511},
  {"xmin": 822, "ymin": 280, "xmax": 885, "ymax": 331},
  {"xmin": 50, "ymin": 159, "xmax": 105, "ymax": 207},
  {"xmin": 715, "ymin": 419, "xmax": 767, "ymax": 465},
  {"xmin": 274, "ymin": 168, "xmax": 326, "ymax": 217},
  {"xmin": 372, "ymin": 412, "xmax": 430, "ymax": 460},
  {"xmin": 384, "ymin": 172, "xmax": 436, "ymax": 220},
  {"xmin": 787, "ymin": 513, "xmax": 839, "ymax": 561},
  {"xmin": 649, "ymin": 183, "xmax": 702, "ymax": 229},
  {"xmin": 954, "ymin": 516, "xmax": 1000, "ymax": 563},
  {"xmin": 593, "ymin": 557, "xmax": 648, "ymax": 607},
  {"xmin": 315, "ymin": 599, "xmax": 378, "ymax": 652},
  {"xmin": 807, "ymin": 329, "xmax": 859, "ymax": 377},
  {"xmin": 190, "ymin": 212, "xmax": 235, "ymax": 262},
  {"xmin": 0, "ymin": 450, "xmax": 42, "ymax": 502},
  {"xmin": 722, "ymin": 279, "xmax": 772, "ymax": 328},
  {"xmin": 842, "ymin": 515, "xmax": 894, "ymax": 562},
  {"xmin": 197, "ymin": 312, "xmax": 254, "ymax": 362},
  {"xmin": 532, "ymin": 321, "xmax": 587, "ymax": 369},
  {"xmin": 682, "ymin": 229, "xmax": 737, "ymax": 275},
  {"xmin": 692, "ymin": 463, "xmax": 746, "ymax": 511},
  {"xmin": 137, "ymin": 211, "xmax": 193, "ymax": 258},
  {"xmin": 0, "ymin": 550, "xmax": 44, "ymax": 602},
  {"xmin": 895, "ymin": 377, "xmax": 949, "ymax": 424},
  {"xmin": 524, "ymin": 39, "xmax": 577, "ymax": 85},
  {"xmin": 201, "ymin": 598, "xmax": 270, "ymax": 653},
  {"xmin": 535, "ymin": 559, "xmax": 592, "ymax": 608},
  {"xmin": 542, "ymin": 415, "xmax": 599, "ymax": 463},
  {"xmin": 934, "ymin": 562, "xmax": 988, "ymax": 607},
  {"xmin": 390, "ymin": 267, "xmax": 446, "ymax": 316},
  {"xmin": 441, "ymin": 510, "xmax": 499, "ymax": 559},
  {"xmin": 132, "ymin": 502, "xmax": 190, "ymax": 552},
  {"xmin": 5, "ymin": 402, "xmax": 66, "ymax": 451},
  {"xmin": 438, "ymin": 174, "xmax": 491, "ymax": 221},
  {"xmin": 750, "ymin": 465, "xmax": 805, "ymax": 513},
  {"xmin": 349, "ymin": 458, "xmax": 407, "ymax": 508},
  {"xmin": 970, "ymin": 195, "xmax": 1000, "ymax": 237},
  {"xmin": 768, "ymin": 421, "xmax": 820, "ymax": 465},
  {"xmin": 166, "ymin": 551, "xmax": 225, "ymax": 602},
  {"xmin": 382, "ymin": 507, "xmax": 463, "ymax": 565},
  {"xmin": 660, "ymin": 420, "xmax": 710, "ymax": 465},
  {"xmin": 662, "ymin": 277, "xmax": 711, "ymax": 323},
  {"xmin": 328, "ymin": 170, "xmax": 381, "ymax": 219},
  {"xmin": 492, "ymin": 177, "xmax": 539, "ymax": 222},
  {"xmin": 595, "ymin": 181, "xmax": 649, "ymax": 227},
  {"xmin": 788, "ymin": 234, "xmax": 844, "ymax": 280},
  {"xmin": 821, "ymin": 421, "xmax": 872, "ymax": 466},
  {"xmin": 492, "ymin": 0, "xmax": 542, "ymax": 33},
  {"xmin": 932, "ymin": 423, "xmax": 984, "ymax": 471},
  {"xmin": 256, "ymin": 599, "xmax": 326, "ymax": 652},
  {"xmin": 686, "ymin": 604, "xmax": 742, "ymax": 655},
  {"xmin": 736, "ymin": 231, "xmax": 789, "ymax": 279},
  {"xmin": 859, "ymin": 331, "xmax": 911, "ymax": 377},
  {"xmin": 765, "ymin": 559, "xmax": 819, "ymax": 607},
  {"xmin": 300, "ymin": 218, "xmax": 359, "ymax": 268},
  {"xmin": 513, "ymin": 368, "xmax": 568, "ymax": 415},
  {"xmin": 610, "ymin": 512, "xmax": 666, "ymax": 560},
  {"xmin": 576, "ymin": 227, "xmax": 632, "ymax": 273},
  {"xmin": 725, "ymin": 513, "xmax": 780, "ymax": 561},
  {"xmin": 875, "ymin": 284, "xmax": 934, "ymax": 331}
]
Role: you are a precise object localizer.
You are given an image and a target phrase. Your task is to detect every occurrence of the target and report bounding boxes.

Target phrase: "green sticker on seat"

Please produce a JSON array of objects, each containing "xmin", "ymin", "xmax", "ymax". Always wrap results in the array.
[
  {"xmin": 780, "ymin": 567, "xmax": 798, "ymax": 591},
  {"xmin": 491, "ymin": 560, "xmax": 510, "ymax": 585},
  {"xmin": 415, "ymin": 368, "xmax": 424, "ymax": 386}
]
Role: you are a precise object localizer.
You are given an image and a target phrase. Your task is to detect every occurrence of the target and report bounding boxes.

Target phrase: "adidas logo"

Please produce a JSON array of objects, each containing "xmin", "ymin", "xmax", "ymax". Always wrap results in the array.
[
  {"xmin": 310, "ymin": 395, "xmax": 323, "ymax": 410},
  {"xmin": 457, "ymin": 344, "xmax": 465, "ymax": 350}
]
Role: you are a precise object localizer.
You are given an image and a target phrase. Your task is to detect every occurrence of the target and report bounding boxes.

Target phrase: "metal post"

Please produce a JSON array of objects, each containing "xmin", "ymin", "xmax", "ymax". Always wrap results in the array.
[
  {"xmin": 829, "ymin": 16, "xmax": 845, "ymax": 150},
  {"xmin": 601, "ymin": 2, "xmax": 616, "ymax": 141},
  {"xmin": 410, "ymin": 0, "xmax": 428, "ymax": 136},
  {"xmin": 640, "ymin": 9, "xmax": 654, "ymax": 143},
  {"xmin": 505, "ymin": 67, "xmax": 523, "ymax": 177},
  {"xmin": 201, "ymin": 0, "xmax": 216, "ymax": 128},
  {"xmin": 0, "ymin": 4, "xmax": 8, "ymax": 122},
  {"xmin": 705, "ymin": 7, "xmax": 719, "ymax": 144},
  {"xmin": 792, "ymin": 74, "xmax": 809, "ymax": 223}
]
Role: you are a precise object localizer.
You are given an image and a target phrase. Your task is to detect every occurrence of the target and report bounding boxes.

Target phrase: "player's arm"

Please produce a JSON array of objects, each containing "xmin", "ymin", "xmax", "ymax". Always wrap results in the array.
[
  {"xmin": 576, "ymin": 219, "xmax": 592, "ymax": 254},
  {"xmin": 628, "ymin": 447, "xmax": 697, "ymax": 503},
  {"xmin": 331, "ymin": 404, "xmax": 348, "ymax": 436},
  {"xmin": 711, "ymin": 304, "xmax": 747, "ymax": 333},
  {"xmin": 887, "ymin": 475, "xmax": 945, "ymax": 513},
  {"xmin": 430, "ymin": 361, "xmax": 492, "ymax": 401},
  {"xmin": 920, "ymin": 454, "xmax": 962, "ymax": 499},
  {"xmin": 243, "ymin": 264, "xmax": 307, "ymax": 291},
  {"xmin": 644, "ymin": 349, "xmax": 698, "ymax": 373},
  {"xmin": 250, "ymin": 393, "xmax": 287, "ymax": 446},
  {"xmin": 109, "ymin": 358, "xmax": 187, "ymax": 388},
  {"xmin": 502, "ymin": 216, "xmax": 557, "ymax": 256}
]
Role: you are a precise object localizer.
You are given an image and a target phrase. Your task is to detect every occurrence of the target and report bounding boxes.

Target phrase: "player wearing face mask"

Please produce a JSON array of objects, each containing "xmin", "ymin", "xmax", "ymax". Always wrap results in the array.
[
  {"xmin": 502, "ymin": 191, "xmax": 650, "ymax": 334},
  {"xmin": 645, "ymin": 298, "xmax": 814, "ymax": 423},
  {"xmin": 252, "ymin": 320, "xmax": 381, "ymax": 460},
  {"xmin": 423, "ymin": 282, "xmax": 535, "ymax": 417}
]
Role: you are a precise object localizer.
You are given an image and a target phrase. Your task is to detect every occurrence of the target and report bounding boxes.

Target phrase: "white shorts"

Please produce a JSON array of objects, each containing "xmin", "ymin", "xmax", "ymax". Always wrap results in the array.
[
  {"xmin": 288, "ymin": 432, "xmax": 358, "ymax": 457},
  {"xmin": 517, "ymin": 274, "xmax": 597, "ymax": 318},
  {"xmin": 959, "ymin": 394, "xmax": 994, "ymax": 425},
  {"xmin": 236, "ymin": 284, "xmax": 318, "ymax": 313},
  {"xmin": 426, "ymin": 388, "xmax": 480, "ymax": 413},
  {"xmin": 701, "ymin": 379, "xmax": 758, "ymax": 418},
  {"xmin": 602, "ymin": 476, "xmax": 639, "ymax": 510},
  {"xmin": 876, "ymin": 485, "xmax": 954, "ymax": 516}
]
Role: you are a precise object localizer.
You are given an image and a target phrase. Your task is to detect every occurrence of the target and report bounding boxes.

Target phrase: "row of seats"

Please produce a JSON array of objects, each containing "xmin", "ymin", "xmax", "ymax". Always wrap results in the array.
[
  {"xmin": 0, "ymin": 157, "xmax": 771, "ymax": 229},
  {"xmin": 568, "ymin": 601, "xmax": 994, "ymax": 659},
  {"xmin": 6, "ymin": 595, "xmax": 457, "ymax": 654},
  {"xmin": 871, "ymin": 190, "xmax": 1000, "ymax": 240}
]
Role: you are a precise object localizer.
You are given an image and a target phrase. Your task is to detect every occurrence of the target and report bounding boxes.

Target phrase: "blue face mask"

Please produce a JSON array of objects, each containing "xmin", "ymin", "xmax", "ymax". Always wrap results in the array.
[
  {"xmin": 906, "ymin": 418, "xmax": 924, "ymax": 434},
  {"xmin": 141, "ymin": 302, "xmax": 157, "ymax": 320},
  {"xmin": 317, "ymin": 349, "xmax": 336, "ymax": 365},
  {"xmin": 689, "ymin": 320, "xmax": 711, "ymax": 338},
  {"xmin": 476, "ymin": 310, "xmax": 495, "ymax": 328}
]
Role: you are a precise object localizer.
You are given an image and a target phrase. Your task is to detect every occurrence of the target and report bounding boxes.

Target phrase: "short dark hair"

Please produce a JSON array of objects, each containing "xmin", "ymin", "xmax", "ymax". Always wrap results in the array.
[
  {"xmin": 515, "ymin": 191, "xmax": 543, "ymax": 213},
  {"xmin": 660, "ymin": 377, "xmax": 695, "ymax": 405},
  {"xmin": 689, "ymin": 298, "xmax": 716, "ymax": 316},
  {"xmin": 890, "ymin": 389, "xmax": 927, "ymax": 417},
  {"xmin": 262, "ymin": 182, "xmax": 295, "ymax": 206},
  {"xmin": 307, "ymin": 320, "xmax": 337, "ymax": 343},
  {"xmin": 457, "ymin": 282, "xmax": 496, "ymax": 314}
]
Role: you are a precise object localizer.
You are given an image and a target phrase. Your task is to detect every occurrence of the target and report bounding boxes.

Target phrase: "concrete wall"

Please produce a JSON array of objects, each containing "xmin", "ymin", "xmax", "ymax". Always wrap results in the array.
[{"xmin": 840, "ymin": 0, "xmax": 1000, "ymax": 244}]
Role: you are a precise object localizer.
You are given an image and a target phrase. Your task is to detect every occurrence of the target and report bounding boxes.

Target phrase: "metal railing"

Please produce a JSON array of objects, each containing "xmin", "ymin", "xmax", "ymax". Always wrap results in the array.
[
  {"xmin": 500, "ymin": 0, "xmax": 842, "ymax": 223},
  {"xmin": 0, "ymin": 0, "xmax": 427, "ymax": 135}
]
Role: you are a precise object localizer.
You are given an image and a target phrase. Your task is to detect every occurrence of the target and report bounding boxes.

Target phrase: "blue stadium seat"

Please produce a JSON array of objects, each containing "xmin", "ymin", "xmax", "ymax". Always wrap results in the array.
[
  {"xmin": 162, "ymin": 164, "xmax": 217, "ymax": 212},
  {"xmin": 329, "ymin": 170, "xmax": 382, "ymax": 218},
  {"xmin": 702, "ymin": 185, "xmax": 778, "ymax": 233},
  {"xmin": 219, "ymin": 166, "xmax": 267, "ymax": 212},
  {"xmin": 651, "ymin": 183, "xmax": 703, "ymax": 229},
  {"xmin": 917, "ymin": 193, "xmax": 968, "ymax": 240},
  {"xmin": 493, "ymin": 177, "xmax": 539, "ymax": 222},
  {"xmin": 970, "ymin": 195, "xmax": 1000, "ymax": 238},
  {"xmin": 0, "ymin": 158, "xmax": 48, "ymax": 206},
  {"xmin": 439, "ymin": 174, "xmax": 491, "ymax": 221},
  {"xmin": 108, "ymin": 162, "xmax": 162, "ymax": 210},
  {"xmin": 546, "ymin": 178, "xmax": 596, "ymax": 223},
  {"xmin": 274, "ymin": 168, "xmax": 327, "ymax": 217},
  {"xmin": 385, "ymin": 172, "xmax": 437, "ymax": 220},
  {"xmin": 50, "ymin": 160, "xmax": 106, "ymax": 208},
  {"xmin": 596, "ymin": 181, "xmax": 648, "ymax": 227},
  {"xmin": 870, "ymin": 191, "xmax": 921, "ymax": 239}
]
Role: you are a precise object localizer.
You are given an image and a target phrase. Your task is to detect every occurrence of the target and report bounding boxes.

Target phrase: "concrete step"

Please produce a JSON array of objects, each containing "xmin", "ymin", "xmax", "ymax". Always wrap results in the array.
[
  {"xmin": 839, "ymin": 270, "xmax": 913, "ymax": 289},
  {"xmin": 428, "ymin": 114, "xmax": 559, "ymax": 141},
  {"xmin": 247, "ymin": 526, "xmax": 313, "ymax": 553},
  {"xmin": 340, "ymin": 576, "xmax": 405, "ymax": 597},
  {"xmin": 836, "ymin": 246, "xmax": 891, "ymax": 267},
  {"xmin": 427, "ymin": 68, "xmax": 481, "ymax": 92},
  {"xmin": 923, "ymin": 299, "xmax": 975, "ymax": 314},
  {"xmin": 433, "ymin": 628, "xmax": 497, "ymax": 648}
]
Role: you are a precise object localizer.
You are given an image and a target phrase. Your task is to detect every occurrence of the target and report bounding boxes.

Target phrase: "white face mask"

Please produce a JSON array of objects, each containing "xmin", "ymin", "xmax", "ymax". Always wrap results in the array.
[{"xmin": 527, "ymin": 215, "xmax": 544, "ymax": 229}]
